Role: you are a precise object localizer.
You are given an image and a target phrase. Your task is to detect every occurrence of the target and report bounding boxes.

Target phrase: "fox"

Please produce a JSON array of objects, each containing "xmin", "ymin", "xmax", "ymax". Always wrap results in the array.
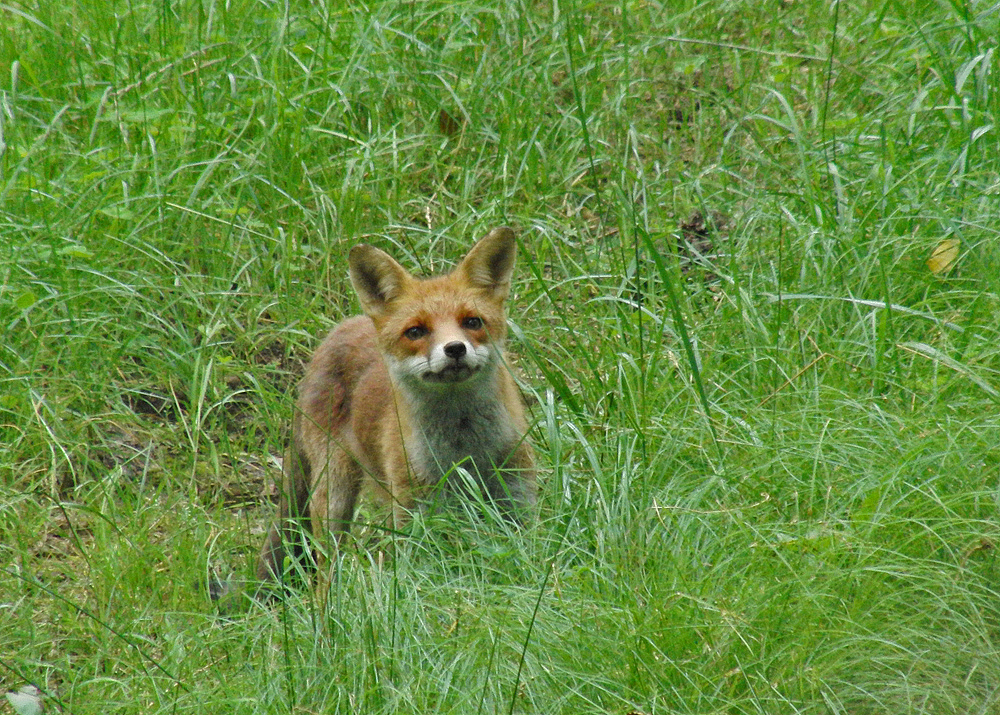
[{"xmin": 256, "ymin": 226, "xmax": 537, "ymax": 588}]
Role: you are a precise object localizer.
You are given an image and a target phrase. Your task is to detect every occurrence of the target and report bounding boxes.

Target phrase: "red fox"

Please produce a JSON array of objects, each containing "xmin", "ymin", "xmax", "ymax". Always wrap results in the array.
[{"xmin": 257, "ymin": 227, "xmax": 537, "ymax": 586}]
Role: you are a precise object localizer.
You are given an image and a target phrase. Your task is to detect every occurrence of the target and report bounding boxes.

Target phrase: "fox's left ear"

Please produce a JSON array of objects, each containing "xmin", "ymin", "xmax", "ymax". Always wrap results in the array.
[{"xmin": 458, "ymin": 226, "xmax": 516, "ymax": 299}]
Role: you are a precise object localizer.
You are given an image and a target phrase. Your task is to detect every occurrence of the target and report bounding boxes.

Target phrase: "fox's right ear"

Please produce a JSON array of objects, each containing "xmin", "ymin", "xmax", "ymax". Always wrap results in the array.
[{"xmin": 348, "ymin": 245, "xmax": 410, "ymax": 316}]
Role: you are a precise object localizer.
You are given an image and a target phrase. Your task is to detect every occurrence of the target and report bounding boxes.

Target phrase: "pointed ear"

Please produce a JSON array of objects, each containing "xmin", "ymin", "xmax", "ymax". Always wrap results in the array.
[
  {"xmin": 457, "ymin": 226, "xmax": 517, "ymax": 299},
  {"xmin": 348, "ymin": 244, "xmax": 411, "ymax": 316}
]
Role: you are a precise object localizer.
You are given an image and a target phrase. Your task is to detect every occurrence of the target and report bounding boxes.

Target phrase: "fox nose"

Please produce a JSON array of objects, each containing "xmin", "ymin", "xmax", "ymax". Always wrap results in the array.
[{"xmin": 444, "ymin": 341, "xmax": 467, "ymax": 359}]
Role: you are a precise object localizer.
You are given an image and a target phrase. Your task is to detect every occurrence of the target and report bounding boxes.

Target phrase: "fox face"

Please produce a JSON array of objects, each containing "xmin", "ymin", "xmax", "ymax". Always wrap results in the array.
[
  {"xmin": 389, "ymin": 309, "xmax": 496, "ymax": 385},
  {"xmin": 349, "ymin": 228, "xmax": 514, "ymax": 391}
]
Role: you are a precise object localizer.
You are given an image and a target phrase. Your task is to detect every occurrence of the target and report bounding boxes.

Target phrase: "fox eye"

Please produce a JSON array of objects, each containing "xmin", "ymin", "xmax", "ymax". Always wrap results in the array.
[
  {"xmin": 462, "ymin": 316, "xmax": 484, "ymax": 331},
  {"xmin": 403, "ymin": 325, "xmax": 428, "ymax": 341}
]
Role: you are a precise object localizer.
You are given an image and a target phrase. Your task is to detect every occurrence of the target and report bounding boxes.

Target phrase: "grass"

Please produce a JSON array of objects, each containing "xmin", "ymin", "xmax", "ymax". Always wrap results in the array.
[{"xmin": 2, "ymin": 0, "xmax": 1000, "ymax": 712}]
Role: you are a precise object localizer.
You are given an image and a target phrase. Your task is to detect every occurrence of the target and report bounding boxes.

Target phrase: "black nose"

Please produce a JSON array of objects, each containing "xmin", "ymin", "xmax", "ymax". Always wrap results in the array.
[{"xmin": 444, "ymin": 341, "xmax": 467, "ymax": 359}]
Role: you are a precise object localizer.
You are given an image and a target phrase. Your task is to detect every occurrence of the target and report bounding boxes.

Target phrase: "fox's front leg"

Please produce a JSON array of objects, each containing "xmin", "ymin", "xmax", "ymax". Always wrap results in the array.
[
  {"xmin": 309, "ymin": 446, "xmax": 364, "ymax": 594},
  {"xmin": 503, "ymin": 441, "xmax": 538, "ymax": 520}
]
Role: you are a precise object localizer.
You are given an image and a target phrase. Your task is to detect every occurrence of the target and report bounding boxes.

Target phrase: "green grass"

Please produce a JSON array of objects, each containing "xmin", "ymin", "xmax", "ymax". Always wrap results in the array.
[{"xmin": 2, "ymin": 0, "xmax": 1000, "ymax": 712}]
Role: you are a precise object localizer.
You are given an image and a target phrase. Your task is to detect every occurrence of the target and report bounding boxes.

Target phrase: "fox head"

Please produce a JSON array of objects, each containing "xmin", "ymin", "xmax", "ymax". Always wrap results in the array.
[{"xmin": 348, "ymin": 227, "xmax": 517, "ymax": 388}]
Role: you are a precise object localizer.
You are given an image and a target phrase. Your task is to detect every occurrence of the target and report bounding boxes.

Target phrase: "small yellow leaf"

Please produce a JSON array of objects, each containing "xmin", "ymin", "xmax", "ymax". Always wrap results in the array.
[{"xmin": 927, "ymin": 238, "xmax": 960, "ymax": 274}]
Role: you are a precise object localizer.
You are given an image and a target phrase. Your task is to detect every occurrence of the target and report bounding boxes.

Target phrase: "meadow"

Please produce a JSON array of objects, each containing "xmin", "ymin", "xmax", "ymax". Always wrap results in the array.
[{"xmin": 2, "ymin": 0, "xmax": 1000, "ymax": 712}]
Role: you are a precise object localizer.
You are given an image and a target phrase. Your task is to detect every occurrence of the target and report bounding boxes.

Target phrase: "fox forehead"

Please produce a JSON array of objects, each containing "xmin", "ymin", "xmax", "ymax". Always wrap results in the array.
[{"xmin": 384, "ymin": 277, "xmax": 505, "ymax": 323}]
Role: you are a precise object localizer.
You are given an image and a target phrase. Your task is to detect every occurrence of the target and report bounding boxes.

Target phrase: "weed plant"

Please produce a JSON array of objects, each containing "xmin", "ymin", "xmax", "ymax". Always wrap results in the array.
[{"xmin": 2, "ymin": 1, "xmax": 999, "ymax": 713}]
